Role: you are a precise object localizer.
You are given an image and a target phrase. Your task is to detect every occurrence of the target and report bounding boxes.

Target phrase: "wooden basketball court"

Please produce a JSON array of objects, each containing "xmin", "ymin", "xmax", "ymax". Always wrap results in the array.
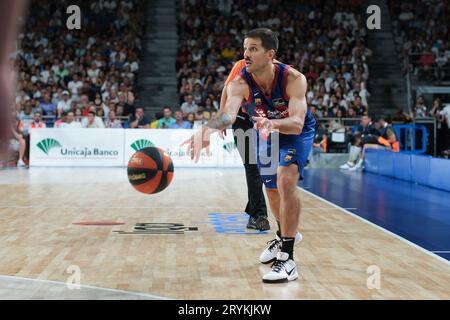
[{"xmin": 0, "ymin": 167, "xmax": 449, "ymax": 299}]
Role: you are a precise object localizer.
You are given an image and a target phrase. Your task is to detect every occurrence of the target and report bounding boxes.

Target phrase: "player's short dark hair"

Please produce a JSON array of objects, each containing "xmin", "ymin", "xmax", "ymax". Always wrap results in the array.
[
  {"xmin": 245, "ymin": 28, "xmax": 279, "ymax": 52},
  {"xmin": 163, "ymin": 106, "xmax": 172, "ymax": 112}
]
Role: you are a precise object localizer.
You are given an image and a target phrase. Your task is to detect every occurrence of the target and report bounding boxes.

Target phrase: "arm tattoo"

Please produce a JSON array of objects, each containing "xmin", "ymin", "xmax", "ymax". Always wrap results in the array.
[{"xmin": 205, "ymin": 111, "xmax": 232, "ymax": 130}]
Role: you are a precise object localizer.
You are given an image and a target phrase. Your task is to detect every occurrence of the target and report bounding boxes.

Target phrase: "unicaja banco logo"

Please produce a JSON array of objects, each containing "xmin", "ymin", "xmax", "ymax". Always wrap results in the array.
[
  {"xmin": 131, "ymin": 139, "xmax": 154, "ymax": 152},
  {"xmin": 37, "ymin": 138, "xmax": 62, "ymax": 155},
  {"xmin": 223, "ymin": 142, "xmax": 236, "ymax": 153}
]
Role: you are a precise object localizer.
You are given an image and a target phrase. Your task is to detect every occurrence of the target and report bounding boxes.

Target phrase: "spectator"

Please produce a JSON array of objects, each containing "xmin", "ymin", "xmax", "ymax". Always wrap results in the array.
[
  {"xmin": 150, "ymin": 113, "xmax": 160, "ymax": 129},
  {"xmin": 54, "ymin": 112, "xmax": 68, "ymax": 128},
  {"xmin": 354, "ymin": 96, "xmax": 366, "ymax": 115},
  {"xmin": 192, "ymin": 111, "xmax": 205, "ymax": 129},
  {"xmin": 28, "ymin": 112, "xmax": 47, "ymax": 130},
  {"xmin": 347, "ymin": 107, "xmax": 357, "ymax": 118},
  {"xmin": 311, "ymin": 123, "xmax": 328, "ymax": 158},
  {"xmin": 82, "ymin": 111, "xmax": 105, "ymax": 128},
  {"xmin": 440, "ymin": 104, "xmax": 450, "ymax": 149},
  {"xmin": 68, "ymin": 73, "xmax": 83, "ymax": 99},
  {"xmin": 204, "ymin": 97, "xmax": 217, "ymax": 112},
  {"xmin": 129, "ymin": 107, "xmax": 150, "ymax": 128},
  {"xmin": 157, "ymin": 106, "xmax": 176, "ymax": 128},
  {"xmin": 340, "ymin": 115, "xmax": 379, "ymax": 170},
  {"xmin": 192, "ymin": 83, "xmax": 205, "ymax": 105},
  {"xmin": 97, "ymin": 108, "xmax": 105, "ymax": 119},
  {"xmin": 105, "ymin": 110, "xmax": 123, "ymax": 128},
  {"xmin": 40, "ymin": 93, "xmax": 57, "ymax": 117},
  {"xmin": 74, "ymin": 108, "xmax": 83, "ymax": 122},
  {"xmin": 415, "ymin": 95, "xmax": 428, "ymax": 117},
  {"xmin": 392, "ymin": 108, "xmax": 413, "ymax": 124},
  {"xmin": 57, "ymin": 91, "xmax": 72, "ymax": 117},
  {"xmin": 187, "ymin": 112, "xmax": 195, "ymax": 128},
  {"xmin": 180, "ymin": 94, "xmax": 198, "ymax": 116},
  {"xmin": 18, "ymin": 103, "xmax": 34, "ymax": 135},
  {"xmin": 348, "ymin": 82, "xmax": 370, "ymax": 107},
  {"xmin": 169, "ymin": 110, "xmax": 191, "ymax": 129},
  {"xmin": 60, "ymin": 111, "xmax": 82, "ymax": 128},
  {"xmin": 10, "ymin": 118, "xmax": 27, "ymax": 167}
]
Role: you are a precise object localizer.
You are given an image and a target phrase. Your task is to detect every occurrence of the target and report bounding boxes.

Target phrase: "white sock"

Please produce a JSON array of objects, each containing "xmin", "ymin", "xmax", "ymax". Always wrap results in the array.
[{"xmin": 349, "ymin": 146, "xmax": 362, "ymax": 163}]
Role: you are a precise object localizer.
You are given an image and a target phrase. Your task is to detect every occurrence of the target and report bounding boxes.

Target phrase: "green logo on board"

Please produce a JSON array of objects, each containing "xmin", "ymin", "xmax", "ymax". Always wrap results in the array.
[
  {"xmin": 131, "ymin": 139, "xmax": 154, "ymax": 152},
  {"xmin": 37, "ymin": 138, "xmax": 62, "ymax": 155}
]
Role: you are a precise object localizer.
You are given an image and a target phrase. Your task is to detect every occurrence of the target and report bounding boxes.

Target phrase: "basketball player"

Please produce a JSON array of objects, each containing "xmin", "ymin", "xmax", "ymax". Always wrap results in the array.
[
  {"xmin": 220, "ymin": 60, "xmax": 270, "ymax": 231},
  {"xmin": 0, "ymin": 1, "xmax": 27, "ymax": 156},
  {"xmin": 183, "ymin": 28, "xmax": 315, "ymax": 283}
]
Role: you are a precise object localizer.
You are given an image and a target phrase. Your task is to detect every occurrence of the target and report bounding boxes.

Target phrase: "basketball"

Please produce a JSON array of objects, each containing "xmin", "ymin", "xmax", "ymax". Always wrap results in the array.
[{"xmin": 127, "ymin": 147, "xmax": 174, "ymax": 194}]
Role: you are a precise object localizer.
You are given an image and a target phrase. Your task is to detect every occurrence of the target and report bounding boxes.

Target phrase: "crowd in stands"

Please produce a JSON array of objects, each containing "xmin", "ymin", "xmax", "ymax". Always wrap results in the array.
[
  {"xmin": 176, "ymin": 0, "xmax": 372, "ymax": 130},
  {"xmin": 389, "ymin": 0, "xmax": 450, "ymax": 157},
  {"xmin": 12, "ymin": 0, "xmax": 145, "ymax": 135},
  {"xmin": 12, "ymin": 0, "xmax": 373, "ymax": 137},
  {"xmin": 391, "ymin": 0, "xmax": 450, "ymax": 82}
]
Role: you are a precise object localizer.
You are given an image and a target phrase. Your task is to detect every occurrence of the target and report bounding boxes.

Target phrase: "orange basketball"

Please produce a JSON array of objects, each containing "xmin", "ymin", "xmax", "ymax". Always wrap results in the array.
[{"xmin": 127, "ymin": 147, "xmax": 174, "ymax": 194}]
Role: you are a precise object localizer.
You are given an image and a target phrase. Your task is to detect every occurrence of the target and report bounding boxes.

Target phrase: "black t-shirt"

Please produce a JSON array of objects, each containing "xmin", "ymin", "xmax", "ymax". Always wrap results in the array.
[
  {"xmin": 124, "ymin": 103, "xmax": 135, "ymax": 117},
  {"xmin": 356, "ymin": 123, "xmax": 380, "ymax": 137},
  {"xmin": 129, "ymin": 115, "xmax": 150, "ymax": 127},
  {"xmin": 314, "ymin": 126, "xmax": 326, "ymax": 143}
]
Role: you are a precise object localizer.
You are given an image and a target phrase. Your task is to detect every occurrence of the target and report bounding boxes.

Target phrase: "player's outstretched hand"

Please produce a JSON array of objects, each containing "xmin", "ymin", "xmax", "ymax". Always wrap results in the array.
[
  {"xmin": 180, "ymin": 127, "xmax": 212, "ymax": 163},
  {"xmin": 218, "ymin": 129, "xmax": 227, "ymax": 140}
]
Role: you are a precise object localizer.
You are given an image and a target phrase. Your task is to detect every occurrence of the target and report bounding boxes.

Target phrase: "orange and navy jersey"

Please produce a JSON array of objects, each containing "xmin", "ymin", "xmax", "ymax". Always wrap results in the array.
[
  {"xmin": 239, "ymin": 62, "xmax": 316, "ymax": 138},
  {"xmin": 225, "ymin": 59, "xmax": 247, "ymax": 86},
  {"xmin": 225, "ymin": 59, "xmax": 283, "ymax": 86}
]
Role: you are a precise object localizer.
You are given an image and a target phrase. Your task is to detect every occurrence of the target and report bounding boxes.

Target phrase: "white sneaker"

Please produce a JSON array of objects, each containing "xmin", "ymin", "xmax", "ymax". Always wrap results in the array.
[
  {"xmin": 262, "ymin": 252, "xmax": 298, "ymax": 283},
  {"xmin": 348, "ymin": 164, "xmax": 362, "ymax": 171},
  {"xmin": 349, "ymin": 159, "xmax": 364, "ymax": 171},
  {"xmin": 17, "ymin": 160, "xmax": 26, "ymax": 167},
  {"xmin": 339, "ymin": 162, "xmax": 353, "ymax": 170},
  {"xmin": 259, "ymin": 231, "xmax": 302, "ymax": 264}
]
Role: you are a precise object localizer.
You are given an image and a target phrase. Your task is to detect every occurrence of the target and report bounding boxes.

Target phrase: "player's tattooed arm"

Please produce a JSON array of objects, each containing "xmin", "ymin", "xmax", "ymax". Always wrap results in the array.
[
  {"xmin": 205, "ymin": 111, "xmax": 233, "ymax": 130},
  {"xmin": 181, "ymin": 79, "xmax": 247, "ymax": 163},
  {"xmin": 205, "ymin": 79, "xmax": 247, "ymax": 131}
]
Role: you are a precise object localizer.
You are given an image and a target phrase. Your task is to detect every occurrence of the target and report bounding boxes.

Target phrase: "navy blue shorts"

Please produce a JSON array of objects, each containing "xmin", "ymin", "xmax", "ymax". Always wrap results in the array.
[{"xmin": 256, "ymin": 131, "xmax": 314, "ymax": 189}]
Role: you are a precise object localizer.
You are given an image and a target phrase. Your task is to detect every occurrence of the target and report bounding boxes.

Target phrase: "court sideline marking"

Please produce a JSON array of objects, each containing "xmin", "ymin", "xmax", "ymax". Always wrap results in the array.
[
  {"xmin": 0, "ymin": 205, "xmax": 356, "ymax": 210},
  {"xmin": 0, "ymin": 275, "xmax": 172, "ymax": 300},
  {"xmin": 300, "ymin": 188, "xmax": 450, "ymax": 267}
]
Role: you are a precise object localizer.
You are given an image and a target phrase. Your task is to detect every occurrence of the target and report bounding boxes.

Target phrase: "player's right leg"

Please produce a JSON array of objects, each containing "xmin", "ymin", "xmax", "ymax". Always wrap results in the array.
[{"xmin": 259, "ymin": 181, "xmax": 302, "ymax": 264}]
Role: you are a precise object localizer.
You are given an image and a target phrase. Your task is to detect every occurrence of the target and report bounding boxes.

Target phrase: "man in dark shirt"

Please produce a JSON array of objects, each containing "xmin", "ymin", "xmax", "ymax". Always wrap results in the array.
[
  {"xmin": 129, "ymin": 107, "xmax": 150, "ymax": 128},
  {"xmin": 340, "ymin": 115, "xmax": 380, "ymax": 170}
]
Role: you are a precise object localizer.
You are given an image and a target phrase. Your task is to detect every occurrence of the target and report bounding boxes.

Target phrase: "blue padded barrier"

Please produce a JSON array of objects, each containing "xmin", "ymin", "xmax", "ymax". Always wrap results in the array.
[
  {"xmin": 365, "ymin": 150, "xmax": 450, "ymax": 192},
  {"xmin": 377, "ymin": 150, "xmax": 394, "ymax": 177},
  {"xmin": 393, "ymin": 152, "xmax": 412, "ymax": 181},
  {"xmin": 411, "ymin": 154, "xmax": 431, "ymax": 186},
  {"xmin": 429, "ymin": 158, "xmax": 450, "ymax": 191},
  {"xmin": 364, "ymin": 149, "xmax": 379, "ymax": 174}
]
